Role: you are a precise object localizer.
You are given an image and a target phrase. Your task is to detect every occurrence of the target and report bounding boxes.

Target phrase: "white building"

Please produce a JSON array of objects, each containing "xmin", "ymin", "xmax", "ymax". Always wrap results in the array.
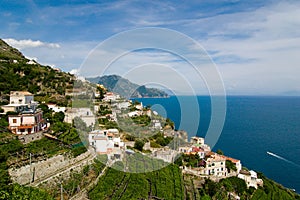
[
  {"xmin": 9, "ymin": 91, "xmax": 34, "ymax": 104},
  {"xmin": 179, "ymin": 145, "xmax": 193, "ymax": 154},
  {"xmin": 1, "ymin": 91, "xmax": 38, "ymax": 114},
  {"xmin": 103, "ymin": 92, "xmax": 120, "ymax": 102},
  {"xmin": 135, "ymin": 102, "xmax": 143, "ymax": 110},
  {"xmin": 116, "ymin": 101, "xmax": 130, "ymax": 109},
  {"xmin": 238, "ymin": 170, "xmax": 263, "ymax": 189},
  {"xmin": 204, "ymin": 152, "xmax": 227, "ymax": 177},
  {"xmin": 152, "ymin": 120, "xmax": 162, "ymax": 129},
  {"xmin": 128, "ymin": 110, "xmax": 142, "ymax": 117},
  {"xmin": 88, "ymin": 129, "xmax": 124, "ymax": 155},
  {"xmin": 47, "ymin": 103, "xmax": 66, "ymax": 113},
  {"xmin": 64, "ymin": 107, "xmax": 95, "ymax": 127},
  {"xmin": 26, "ymin": 60, "xmax": 37, "ymax": 65},
  {"xmin": 190, "ymin": 136, "xmax": 205, "ymax": 145}
]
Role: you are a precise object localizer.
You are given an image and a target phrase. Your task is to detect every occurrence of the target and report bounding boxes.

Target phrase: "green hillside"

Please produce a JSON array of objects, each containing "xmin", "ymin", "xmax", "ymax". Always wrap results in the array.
[
  {"xmin": 0, "ymin": 39, "xmax": 75, "ymax": 106},
  {"xmin": 0, "ymin": 40, "xmax": 24, "ymax": 61}
]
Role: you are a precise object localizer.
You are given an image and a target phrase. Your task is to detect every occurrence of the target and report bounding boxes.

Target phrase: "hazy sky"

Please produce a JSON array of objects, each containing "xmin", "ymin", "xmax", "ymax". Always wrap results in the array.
[{"xmin": 1, "ymin": 0, "xmax": 300, "ymax": 95}]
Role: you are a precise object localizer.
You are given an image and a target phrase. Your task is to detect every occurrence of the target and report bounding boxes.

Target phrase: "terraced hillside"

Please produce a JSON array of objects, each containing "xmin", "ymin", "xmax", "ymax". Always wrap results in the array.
[{"xmin": 0, "ymin": 39, "xmax": 75, "ymax": 106}]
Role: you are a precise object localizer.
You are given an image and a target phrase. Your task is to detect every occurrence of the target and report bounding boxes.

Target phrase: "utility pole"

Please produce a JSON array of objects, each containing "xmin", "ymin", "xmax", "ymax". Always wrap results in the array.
[
  {"xmin": 61, "ymin": 183, "xmax": 64, "ymax": 200},
  {"xmin": 29, "ymin": 153, "xmax": 32, "ymax": 184}
]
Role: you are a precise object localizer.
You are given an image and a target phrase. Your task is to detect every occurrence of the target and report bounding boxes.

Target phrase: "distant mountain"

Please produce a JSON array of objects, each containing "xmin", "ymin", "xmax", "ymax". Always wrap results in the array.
[
  {"xmin": 0, "ymin": 39, "xmax": 75, "ymax": 106},
  {"xmin": 87, "ymin": 75, "xmax": 169, "ymax": 98}
]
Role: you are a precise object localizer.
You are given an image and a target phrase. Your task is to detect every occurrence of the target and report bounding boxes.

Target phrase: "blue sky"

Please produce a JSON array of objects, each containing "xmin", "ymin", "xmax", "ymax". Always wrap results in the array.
[{"xmin": 1, "ymin": 0, "xmax": 300, "ymax": 95}]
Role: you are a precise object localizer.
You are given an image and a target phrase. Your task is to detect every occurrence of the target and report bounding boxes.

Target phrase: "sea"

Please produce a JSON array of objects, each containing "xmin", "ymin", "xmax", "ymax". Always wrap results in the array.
[{"xmin": 134, "ymin": 96, "xmax": 300, "ymax": 193}]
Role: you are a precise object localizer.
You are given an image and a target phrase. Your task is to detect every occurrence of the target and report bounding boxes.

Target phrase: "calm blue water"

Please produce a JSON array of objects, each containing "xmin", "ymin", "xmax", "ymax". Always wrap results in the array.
[{"xmin": 135, "ymin": 96, "xmax": 300, "ymax": 193}]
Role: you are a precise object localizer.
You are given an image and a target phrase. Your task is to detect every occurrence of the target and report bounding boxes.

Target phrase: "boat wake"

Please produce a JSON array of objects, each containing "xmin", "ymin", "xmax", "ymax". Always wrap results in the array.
[{"xmin": 267, "ymin": 151, "xmax": 300, "ymax": 168}]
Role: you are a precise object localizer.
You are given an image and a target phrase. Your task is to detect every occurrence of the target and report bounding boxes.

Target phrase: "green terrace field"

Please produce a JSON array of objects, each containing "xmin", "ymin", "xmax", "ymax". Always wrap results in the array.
[{"xmin": 88, "ymin": 164, "xmax": 184, "ymax": 200}]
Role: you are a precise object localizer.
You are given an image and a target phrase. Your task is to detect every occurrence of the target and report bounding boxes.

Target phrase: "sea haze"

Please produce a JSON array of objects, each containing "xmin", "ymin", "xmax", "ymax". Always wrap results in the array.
[{"xmin": 134, "ymin": 96, "xmax": 300, "ymax": 193}]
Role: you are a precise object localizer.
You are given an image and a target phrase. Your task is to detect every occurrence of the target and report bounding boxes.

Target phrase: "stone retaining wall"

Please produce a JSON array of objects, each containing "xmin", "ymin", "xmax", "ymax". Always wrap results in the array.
[{"xmin": 8, "ymin": 150, "xmax": 92, "ymax": 185}]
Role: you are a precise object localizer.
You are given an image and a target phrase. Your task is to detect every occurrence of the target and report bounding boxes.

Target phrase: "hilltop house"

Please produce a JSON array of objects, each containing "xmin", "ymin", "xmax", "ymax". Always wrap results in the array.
[
  {"xmin": 179, "ymin": 136, "xmax": 210, "ymax": 159},
  {"xmin": 9, "ymin": 91, "xmax": 34, "ymax": 104},
  {"xmin": 191, "ymin": 136, "xmax": 205, "ymax": 145},
  {"xmin": 1, "ymin": 91, "xmax": 37, "ymax": 113},
  {"xmin": 238, "ymin": 170, "xmax": 263, "ymax": 189},
  {"xmin": 3, "ymin": 91, "xmax": 47, "ymax": 135},
  {"xmin": 204, "ymin": 152, "xmax": 227, "ymax": 177},
  {"xmin": 8, "ymin": 109, "xmax": 47, "ymax": 135},
  {"xmin": 88, "ymin": 129, "xmax": 124, "ymax": 158},
  {"xmin": 64, "ymin": 107, "xmax": 95, "ymax": 127},
  {"xmin": 102, "ymin": 92, "xmax": 120, "ymax": 102}
]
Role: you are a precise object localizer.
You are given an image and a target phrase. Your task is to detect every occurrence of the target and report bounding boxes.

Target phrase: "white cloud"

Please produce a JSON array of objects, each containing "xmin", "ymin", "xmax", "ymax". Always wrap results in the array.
[{"xmin": 3, "ymin": 38, "xmax": 60, "ymax": 50}]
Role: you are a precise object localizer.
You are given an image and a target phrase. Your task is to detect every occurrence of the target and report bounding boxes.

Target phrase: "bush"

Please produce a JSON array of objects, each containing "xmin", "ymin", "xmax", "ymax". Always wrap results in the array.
[
  {"xmin": 71, "ymin": 146, "xmax": 87, "ymax": 157},
  {"xmin": 134, "ymin": 139, "xmax": 145, "ymax": 151}
]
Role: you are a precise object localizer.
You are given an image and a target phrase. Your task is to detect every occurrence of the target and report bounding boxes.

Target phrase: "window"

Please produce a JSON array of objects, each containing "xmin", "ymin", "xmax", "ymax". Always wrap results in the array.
[{"xmin": 13, "ymin": 119, "xmax": 17, "ymax": 123}]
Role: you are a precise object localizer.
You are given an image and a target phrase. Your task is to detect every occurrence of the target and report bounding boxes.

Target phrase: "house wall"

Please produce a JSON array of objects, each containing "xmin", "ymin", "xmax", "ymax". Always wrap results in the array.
[
  {"xmin": 206, "ymin": 159, "xmax": 226, "ymax": 177},
  {"xmin": 10, "ymin": 96, "xmax": 24, "ymax": 104},
  {"xmin": 9, "ymin": 116, "xmax": 21, "ymax": 126},
  {"xmin": 10, "ymin": 94, "xmax": 33, "ymax": 104},
  {"xmin": 95, "ymin": 139, "xmax": 109, "ymax": 153},
  {"xmin": 236, "ymin": 161, "xmax": 242, "ymax": 173},
  {"xmin": 81, "ymin": 116, "xmax": 95, "ymax": 127},
  {"xmin": 22, "ymin": 115, "xmax": 35, "ymax": 124}
]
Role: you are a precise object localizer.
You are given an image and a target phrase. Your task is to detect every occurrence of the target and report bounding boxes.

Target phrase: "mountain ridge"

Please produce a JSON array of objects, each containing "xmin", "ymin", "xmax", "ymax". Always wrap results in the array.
[{"xmin": 87, "ymin": 74, "xmax": 169, "ymax": 98}]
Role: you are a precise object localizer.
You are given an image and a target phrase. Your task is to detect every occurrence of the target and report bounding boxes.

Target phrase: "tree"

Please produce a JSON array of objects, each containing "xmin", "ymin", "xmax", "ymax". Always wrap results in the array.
[
  {"xmin": 226, "ymin": 160, "xmax": 237, "ymax": 173},
  {"xmin": 53, "ymin": 111, "xmax": 65, "ymax": 122},
  {"xmin": 134, "ymin": 139, "xmax": 144, "ymax": 151},
  {"xmin": 216, "ymin": 149, "xmax": 224, "ymax": 155},
  {"xmin": 38, "ymin": 104, "xmax": 50, "ymax": 113}
]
